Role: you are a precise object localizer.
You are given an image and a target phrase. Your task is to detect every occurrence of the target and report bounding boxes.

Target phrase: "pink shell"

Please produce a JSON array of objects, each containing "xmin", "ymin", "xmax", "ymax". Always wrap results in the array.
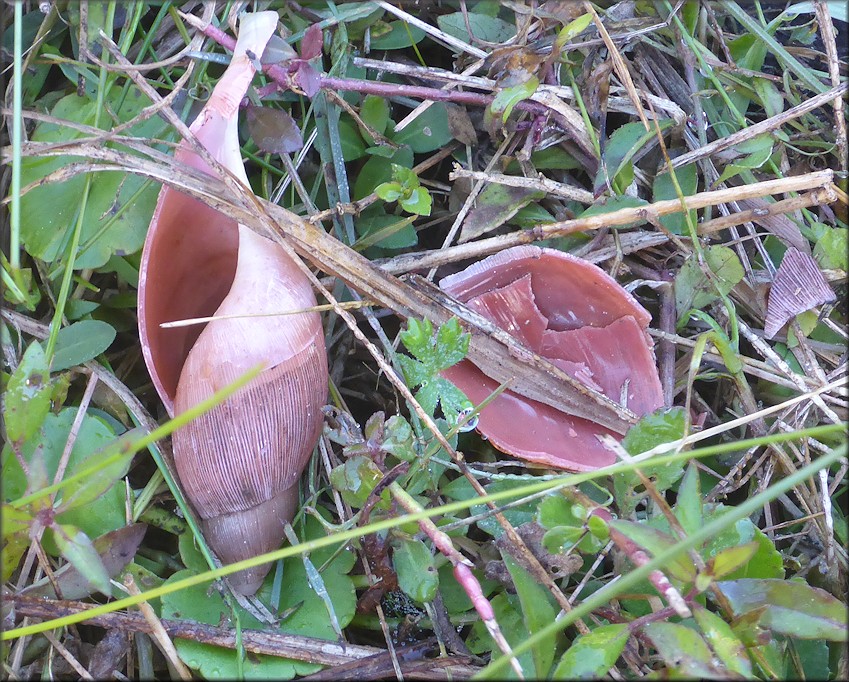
[{"xmin": 440, "ymin": 245, "xmax": 663, "ymax": 471}]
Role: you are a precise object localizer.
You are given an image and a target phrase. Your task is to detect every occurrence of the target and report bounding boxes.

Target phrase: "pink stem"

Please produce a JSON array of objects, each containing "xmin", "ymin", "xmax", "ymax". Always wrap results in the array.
[{"xmin": 191, "ymin": 19, "xmax": 573, "ymax": 129}]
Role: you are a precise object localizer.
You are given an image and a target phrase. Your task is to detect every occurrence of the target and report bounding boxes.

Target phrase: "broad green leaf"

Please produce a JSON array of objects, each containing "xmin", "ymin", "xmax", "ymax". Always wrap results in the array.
[
  {"xmin": 375, "ymin": 181, "xmax": 403, "ymax": 202},
  {"xmin": 813, "ymin": 226, "xmax": 848, "ymax": 271},
  {"xmin": 352, "ymin": 147, "xmax": 414, "ymax": 199},
  {"xmin": 51, "ymin": 320, "xmax": 116, "ymax": 372},
  {"xmin": 392, "ymin": 103, "xmax": 452, "ymax": 153},
  {"xmin": 553, "ymin": 624, "xmax": 629, "ymax": 679},
  {"xmin": 702, "ymin": 510, "xmax": 784, "ymax": 580},
  {"xmin": 19, "ymin": 87, "xmax": 165, "ymax": 269},
  {"xmin": 162, "ymin": 515, "xmax": 356, "ymax": 679},
  {"xmin": 596, "ymin": 120, "xmax": 674, "ymax": 194},
  {"xmin": 436, "ymin": 12, "xmax": 516, "ymax": 43},
  {"xmin": 4, "ymin": 341, "xmax": 52, "ymax": 445},
  {"xmin": 537, "ymin": 494, "xmax": 580, "ymax": 530},
  {"xmin": 715, "ymin": 137, "xmax": 774, "ymax": 185},
  {"xmin": 643, "ymin": 621, "xmax": 725, "ymax": 677},
  {"xmin": 52, "ymin": 524, "xmax": 112, "ymax": 596},
  {"xmin": 329, "ymin": 455, "xmax": 387, "ymax": 509},
  {"xmin": 719, "ymin": 579, "xmax": 848, "ymax": 641},
  {"xmin": 653, "ymin": 163, "xmax": 698, "ymax": 235},
  {"xmin": 675, "ymin": 245, "xmax": 744, "ymax": 314},
  {"xmin": 2, "ymin": 409, "xmax": 124, "ymax": 548},
  {"xmin": 691, "ymin": 604, "xmax": 753, "ymax": 678},
  {"xmin": 471, "ymin": 480, "xmax": 538, "ymax": 537},
  {"xmin": 791, "ymin": 638, "xmax": 830, "ymax": 680},
  {"xmin": 460, "ymin": 183, "xmax": 545, "ymax": 242},
  {"xmin": 399, "ymin": 185, "xmax": 432, "ymax": 216},
  {"xmin": 705, "ymin": 542, "xmax": 760, "ymax": 581},
  {"xmin": 368, "ymin": 21, "xmax": 426, "ymax": 50},
  {"xmin": 336, "ymin": 117, "xmax": 367, "ymax": 161},
  {"xmin": 359, "ymin": 94, "xmax": 391, "ymax": 137},
  {"xmin": 2, "ymin": 504, "xmax": 34, "ymax": 582},
  {"xmin": 57, "ymin": 428, "xmax": 139, "ymax": 513},
  {"xmin": 614, "ymin": 408, "xmax": 687, "ymax": 516},
  {"xmin": 503, "ymin": 554, "xmax": 558, "ymax": 678},
  {"xmin": 393, "ymin": 536, "xmax": 439, "ymax": 603},
  {"xmin": 355, "ymin": 211, "xmax": 418, "ymax": 250},
  {"xmin": 466, "ymin": 593, "xmax": 534, "ymax": 679},
  {"xmin": 609, "ymin": 520, "xmax": 696, "ymax": 582}
]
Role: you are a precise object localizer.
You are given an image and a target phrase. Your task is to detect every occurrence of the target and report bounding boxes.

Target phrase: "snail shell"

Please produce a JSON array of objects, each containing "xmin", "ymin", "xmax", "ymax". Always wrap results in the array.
[
  {"xmin": 138, "ymin": 12, "xmax": 328, "ymax": 594},
  {"xmin": 440, "ymin": 245, "xmax": 663, "ymax": 471}
]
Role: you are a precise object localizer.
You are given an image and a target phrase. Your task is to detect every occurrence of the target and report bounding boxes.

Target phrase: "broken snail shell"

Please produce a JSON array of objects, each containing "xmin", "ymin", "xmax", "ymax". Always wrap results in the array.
[
  {"xmin": 440, "ymin": 245, "xmax": 663, "ymax": 472},
  {"xmin": 138, "ymin": 11, "xmax": 328, "ymax": 595}
]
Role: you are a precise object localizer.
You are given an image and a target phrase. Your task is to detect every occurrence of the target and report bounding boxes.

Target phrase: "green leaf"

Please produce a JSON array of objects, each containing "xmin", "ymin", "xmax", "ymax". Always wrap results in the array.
[
  {"xmin": 489, "ymin": 76, "xmax": 539, "ymax": 124},
  {"xmin": 392, "ymin": 103, "xmax": 452, "ymax": 153},
  {"xmin": 368, "ymin": 21, "xmax": 426, "ymax": 50},
  {"xmin": 162, "ymin": 514, "xmax": 356, "ymax": 679},
  {"xmin": 715, "ymin": 137, "xmax": 774, "ymax": 185},
  {"xmin": 4, "ymin": 341, "xmax": 52, "ymax": 446},
  {"xmin": 57, "ymin": 429, "xmax": 139, "ymax": 513},
  {"xmin": 399, "ymin": 186, "xmax": 432, "ymax": 216},
  {"xmin": 653, "ymin": 163, "xmax": 698, "ymax": 235},
  {"xmin": 813, "ymin": 226, "xmax": 848, "ymax": 271},
  {"xmin": 691, "ymin": 604, "xmax": 753, "ymax": 678},
  {"xmin": 2, "ymin": 409, "xmax": 124, "ymax": 548},
  {"xmin": 719, "ymin": 579, "xmax": 848, "ymax": 641},
  {"xmin": 51, "ymin": 320, "xmax": 116, "ymax": 372},
  {"xmin": 20, "ymin": 88, "xmax": 165, "ymax": 269},
  {"xmin": 553, "ymin": 624, "xmax": 629, "ymax": 680},
  {"xmin": 643, "ymin": 622, "xmax": 726, "ymax": 677},
  {"xmin": 375, "ymin": 181, "xmax": 403, "ymax": 202},
  {"xmin": 537, "ymin": 494, "xmax": 578, "ymax": 530},
  {"xmin": 791, "ymin": 638, "xmax": 830, "ymax": 680},
  {"xmin": 336, "ymin": 117, "xmax": 367, "ymax": 161},
  {"xmin": 702, "ymin": 511, "xmax": 784, "ymax": 580},
  {"xmin": 2, "ymin": 504, "xmax": 34, "ymax": 582},
  {"xmin": 329, "ymin": 455, "xmax": 387, "ymax": 509},
  {"xmin": 503, "ymin": 554, "xmax": 558, "ymax": 678},
  {"xmin": 436, "ymin": 12, "xmax": 516, "ymax": 43},
  {"xmin": 399, "ymin": 318, "xmax": 472, "ymax": 422},
  {"xmin": 393, "ymin": 536, "xmax": 439, "ymax": 603},
  {"xmin": 705, "ymin": 542, "xmax": 760, "ymax": 581},
  {"xmin": 360, "ymin": 94, "xmax": 391, "ymax": 137},
  {"xmin": 674, "ymin": 463, "xmax": 703, "ymax": 537},
  {"xmin": 52, "ymin": 524, "xmax": 112, "ymax": 596},
  {"xmin": 597, "ymin": 120, "xmax": 674, "ymax": 194},
  {"xmin": 614, "ymin": 408, "xmax": 687, "ymax": 515},
  {"xmin": 460, "ymin": 183, "xmax": 545, "ymax": 242},
  {"xmin": 555, "ymin": 13, "xmax": 593, "ymax": 49},
  {"xmin": 675, "ymin": 245, "xmax": 744, "ymax": 315},
  {"xmin": 609, "ymin": 520, "xmax": 697, "ymax": 582}
]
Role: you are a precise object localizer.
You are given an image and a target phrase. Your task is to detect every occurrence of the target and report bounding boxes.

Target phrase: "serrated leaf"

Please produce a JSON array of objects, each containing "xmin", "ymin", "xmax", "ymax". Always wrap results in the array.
[
  {"xmin": 553, "ymin": 624, "xmax": 629, "ymax": 680},
  {"xmin": 675, "ymin": 246, "xmax": 744, "ymax": 315},
  {"xmin": 4, "ymin": 341, "xmax": 52, "ymax": 445},
  {"xmin": 719, "ymin": 579, "xmax": 848, "ymax": 641},
  {"xmin": 53, "ymin": 524, "xmax": 112, "ymax": 596},
  {"xmin": 393, "ymin": 536, "xmax": 438, "ymax": 603},
  {"xmin": 52, "ymin": 320, "xmax": 116, "ymax": 372}
]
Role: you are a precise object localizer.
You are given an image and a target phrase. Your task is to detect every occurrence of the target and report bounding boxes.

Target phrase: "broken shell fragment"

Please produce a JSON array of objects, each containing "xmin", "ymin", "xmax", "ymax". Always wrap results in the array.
[
  {"xmin": 440, "ymin": 245, "xmax": 663, "ymax": 471},
  {"xmin": 138, "ymin": 12, "xmax": 328, "ymax": 595}
]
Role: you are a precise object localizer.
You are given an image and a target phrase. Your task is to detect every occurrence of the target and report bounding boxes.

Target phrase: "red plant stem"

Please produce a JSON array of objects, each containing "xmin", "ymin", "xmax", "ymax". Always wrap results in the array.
[
  {"xmin": 591, "ymin": 508, "xmax": 692, "ymax": 618},
  {"xmin": 191, "ymin": 18, "xmax": 569, "ymax": 127}
]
